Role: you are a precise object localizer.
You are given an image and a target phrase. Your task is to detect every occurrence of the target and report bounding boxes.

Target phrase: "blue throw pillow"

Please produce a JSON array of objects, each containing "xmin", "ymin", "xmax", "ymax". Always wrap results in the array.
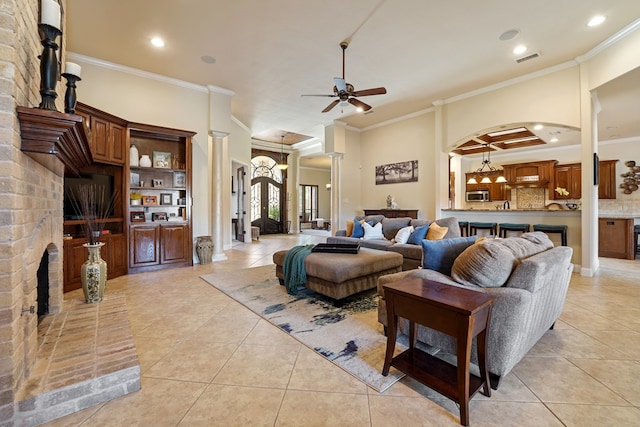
[
  {"xmin": 421, "ymin": 236, "xmax": 478, "ymax": 275},
  {"xmin": 407, "ymin": 225, "xmax": 429, "ymax": 245},
  {"xmin": 351, "ymin": 219, "xmax": 372, "ymax": 238}
]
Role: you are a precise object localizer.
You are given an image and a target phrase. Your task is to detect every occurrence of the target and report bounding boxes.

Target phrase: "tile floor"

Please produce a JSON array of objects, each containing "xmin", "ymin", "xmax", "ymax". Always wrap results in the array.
[{"xmin": 43, "ymin": 232, "xmax": 640, "ymax": 426}]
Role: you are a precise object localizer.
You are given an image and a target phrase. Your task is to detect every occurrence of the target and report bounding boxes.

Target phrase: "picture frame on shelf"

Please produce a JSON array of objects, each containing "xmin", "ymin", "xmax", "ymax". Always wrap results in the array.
[
  {"xmin": 130, "ymin": 171, "xmax": 140, "ymax": 187},
  {"xmin": 152, "ymin": 179, "xmax": 163, "ymax": 188},
  {"xmin": 153, "ymin": 151, "xmax": 172, "ymax": 169},
  {"xmin": 142, "ymin": 195, "xmax": 158, "ymax": 206},
  {"xmin": 173, "ymin": 171, "xmax": 186, "ymax": 188},
  {"xmin": 152, "ymin": 212, "xmax": 168, "ymax": 221},
  {"xmin": 160, "ymin": 193, "xmax": 172, "ymax": 205},
  {"xmin": 130, "ymin": 211, "xmax": 146, "ymax": 223}
]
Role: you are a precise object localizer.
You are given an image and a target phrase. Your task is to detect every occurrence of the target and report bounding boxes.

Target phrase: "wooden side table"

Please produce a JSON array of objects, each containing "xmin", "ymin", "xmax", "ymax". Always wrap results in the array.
[{"xmin": 382, "ymin": 278, "xmax": 495, "ymax": 426}]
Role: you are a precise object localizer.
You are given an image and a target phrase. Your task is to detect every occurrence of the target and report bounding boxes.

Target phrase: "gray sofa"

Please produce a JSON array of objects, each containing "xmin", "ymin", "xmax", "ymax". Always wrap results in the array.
[
  {"xmin": 377, "ymin": 232, "xmax": 574, "ymax": 389},
  {"xmin": 327, "ymin": 216, "xmax": 461, "ymax": 270}
]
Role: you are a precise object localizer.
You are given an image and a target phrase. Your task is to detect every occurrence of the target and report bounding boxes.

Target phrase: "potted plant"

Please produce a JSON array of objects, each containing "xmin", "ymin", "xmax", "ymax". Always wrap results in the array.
[
  {"xmin": 130, "ymin": 191, "xmax": 142, "ymax": 206},
  {"xmin": 67, "ymin": 184, "xmax": 118, "ymax": 303}
]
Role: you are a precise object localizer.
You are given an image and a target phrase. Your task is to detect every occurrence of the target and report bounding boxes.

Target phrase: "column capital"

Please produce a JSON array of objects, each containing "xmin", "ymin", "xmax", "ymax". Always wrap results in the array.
[{"xmin": 209, "ymin": 131, "xmax": 229, "ymax": 139}]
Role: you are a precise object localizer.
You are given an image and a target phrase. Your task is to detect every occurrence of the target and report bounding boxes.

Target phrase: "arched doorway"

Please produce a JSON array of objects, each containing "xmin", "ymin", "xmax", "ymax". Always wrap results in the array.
[{"xmin": 250, "ymin": 155, "xmax": 286, "ymax": 234}]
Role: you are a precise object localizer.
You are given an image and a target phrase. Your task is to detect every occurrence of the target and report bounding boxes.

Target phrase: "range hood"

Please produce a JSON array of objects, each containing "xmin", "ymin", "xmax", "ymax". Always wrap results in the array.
[{"xmin": 505, "ymin": 176, "xmax": 549, "ymax": 188}]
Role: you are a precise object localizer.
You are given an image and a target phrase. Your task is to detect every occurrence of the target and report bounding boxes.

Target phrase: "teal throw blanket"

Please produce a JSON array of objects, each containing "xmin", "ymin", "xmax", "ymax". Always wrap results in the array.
[{"xmin": 283, "ymin": 244, "xmax": 315, "ymax": 295}]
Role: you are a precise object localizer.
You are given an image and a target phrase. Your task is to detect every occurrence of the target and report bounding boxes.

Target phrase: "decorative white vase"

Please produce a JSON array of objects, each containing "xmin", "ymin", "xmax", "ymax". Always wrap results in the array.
[
  {"xmin": 139, "ymin": 154, "xmax": 152, "ymax": 167},
  {"xmin": 130, "ymin": 145, "xmax": 139, "ymax": 166}
]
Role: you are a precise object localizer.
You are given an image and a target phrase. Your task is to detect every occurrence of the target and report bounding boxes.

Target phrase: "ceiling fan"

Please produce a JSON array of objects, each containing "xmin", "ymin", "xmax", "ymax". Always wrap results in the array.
[{"xmin": 302, "ymin": 41, "xmax": 387, "ymax": 113}]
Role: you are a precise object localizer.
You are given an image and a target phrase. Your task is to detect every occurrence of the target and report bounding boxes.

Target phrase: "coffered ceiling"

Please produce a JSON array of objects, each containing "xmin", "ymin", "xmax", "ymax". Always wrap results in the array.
[{"xmin": 65, "ymin": 1, "xmax": 640, "ymax": 159}]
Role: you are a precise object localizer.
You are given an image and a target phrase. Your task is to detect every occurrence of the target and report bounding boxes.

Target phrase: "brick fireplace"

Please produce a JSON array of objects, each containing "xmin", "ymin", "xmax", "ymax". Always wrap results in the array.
[{"xmin": 2, "ymin": 1, "xmax": 139, "ymax": 424}]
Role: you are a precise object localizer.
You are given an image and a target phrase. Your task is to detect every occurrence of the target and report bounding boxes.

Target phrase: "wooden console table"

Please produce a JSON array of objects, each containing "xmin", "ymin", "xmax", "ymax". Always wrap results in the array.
[
  {"xmin": 382, "ymin": 278, "xmax": 495, "ymax": 426},
  {"xmin": 364, "ymin": 209, "xmax": 418, "ymax": 219}
]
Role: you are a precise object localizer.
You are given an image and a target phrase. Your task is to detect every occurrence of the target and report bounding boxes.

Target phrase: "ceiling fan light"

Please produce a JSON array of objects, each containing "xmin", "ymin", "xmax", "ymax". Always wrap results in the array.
[{"xmin": 480, "ymin": 176, "xmax": 492, "ymax": 184}]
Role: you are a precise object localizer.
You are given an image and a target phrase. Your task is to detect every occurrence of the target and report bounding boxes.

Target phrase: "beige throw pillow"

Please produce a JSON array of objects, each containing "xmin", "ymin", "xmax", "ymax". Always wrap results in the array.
[{"xmin": 426, "ymin": 222, "xmax": 448, "ymax": 240}]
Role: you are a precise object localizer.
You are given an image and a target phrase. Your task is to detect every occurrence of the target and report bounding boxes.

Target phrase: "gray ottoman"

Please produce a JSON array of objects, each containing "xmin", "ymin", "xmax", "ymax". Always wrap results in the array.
[{"xmin": 273, "ymin": 247, "xmax": 403, "ymax": 300}]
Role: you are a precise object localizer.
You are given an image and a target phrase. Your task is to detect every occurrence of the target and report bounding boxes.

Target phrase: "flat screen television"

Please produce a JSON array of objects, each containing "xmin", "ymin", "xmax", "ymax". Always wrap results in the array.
[{"xmin": 63, "ymin": 173, "xmax": 115, "ymax": 220}]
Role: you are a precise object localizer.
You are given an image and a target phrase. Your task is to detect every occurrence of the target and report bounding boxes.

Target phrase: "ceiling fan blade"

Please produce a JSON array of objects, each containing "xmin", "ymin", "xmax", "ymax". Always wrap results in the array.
[
  {"xmin": 348, "ymin": 98, "xmax": 372, "ymax": 111},
  {"xmin": 352, "ymin": 87, "xmax": 387, "ymax": 97},
  {"xmin": 322, "ymin": 99, "xmax": 340, "ymax": 113},
  {"xmin": 333, "ymin": 77, "xmax": 347, "ymax": 93}
]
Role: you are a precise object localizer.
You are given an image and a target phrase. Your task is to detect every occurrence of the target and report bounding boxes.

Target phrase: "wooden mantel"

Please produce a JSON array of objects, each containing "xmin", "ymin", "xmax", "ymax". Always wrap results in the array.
[{"xmin": 17, "ymin": 106, "xmax": 93, "ymax": 177}]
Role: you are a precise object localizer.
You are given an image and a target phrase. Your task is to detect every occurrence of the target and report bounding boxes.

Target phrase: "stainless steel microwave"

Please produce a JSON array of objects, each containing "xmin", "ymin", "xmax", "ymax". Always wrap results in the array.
[{"xmin": 466, "ymin": 190, "xmax": 489, "ymax": 202}]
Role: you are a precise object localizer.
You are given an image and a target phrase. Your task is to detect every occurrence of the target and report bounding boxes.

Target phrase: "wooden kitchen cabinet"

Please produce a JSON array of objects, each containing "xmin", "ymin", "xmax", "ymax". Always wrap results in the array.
[
  {"xmin": 552, "ymin": 160, "xmax": 618, "ymax": 200},
  {"xmin": 129, "ymin": 223, "xmax": 191, "ymax": 271},
  {"xmin": 464, "ymin": 170, "xmax": 506, "ymax": 201},
  {"xmin": 502, "ymin": 160, "xmax": 556, "ymax": 194},
  {"xmin": 599, "ymin": 218, "xmax": 634, "ymax": 259}
]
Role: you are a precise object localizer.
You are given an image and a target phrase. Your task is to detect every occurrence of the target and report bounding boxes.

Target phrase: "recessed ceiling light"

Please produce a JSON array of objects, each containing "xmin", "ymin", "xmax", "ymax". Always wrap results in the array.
[
  {"xmin": 550, "ymin": 137, "xmax": 559, "ymax": 143},
  {"xmin": 533, "ymin": 124, "xmax": 544, "ymax": 131},
  {"xmin": 498, "ymin": 29, "xmax": 520, "ymax": 41},
  {"xmin": 513, "ymin": 45, "xmax": 527, "ymax": 55},
  {"xmin": 151, "ymin": 37, "xmax": 165, "ymax": 48},
  {"xmin": 356, "ymin": 107, "xmax": 363, "ymax": 113},
  {"xmin": 588, "ymin": 15, "xmax": 606, "ymax": 27},
  {"xmin": 201, "ymin": 55, "xmax": 216, "ymax": 64}
]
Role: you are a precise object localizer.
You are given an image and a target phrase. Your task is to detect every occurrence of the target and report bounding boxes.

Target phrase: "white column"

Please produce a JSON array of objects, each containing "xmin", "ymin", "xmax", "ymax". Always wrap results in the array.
[
  {"xmin": 329, "ymin": 153, "xmax": 342, "ymax": 236},
  {"xmin": 288, "ymin": 151, "xmax": 300, "ymax": 234},
  {"xmin": 211, "ymin": 132, "xmax": 228, "ymax": 261}
]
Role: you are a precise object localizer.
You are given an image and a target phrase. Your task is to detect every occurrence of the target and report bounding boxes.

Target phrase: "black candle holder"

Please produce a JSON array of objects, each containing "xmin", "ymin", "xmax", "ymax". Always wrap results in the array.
[
  {"xmin": 62, "ymin": 73, "xmax": 81, "ymax": 114},
  {"xmin": 37, "ymin": 23, "xmax": 62, "ymax": 111}
]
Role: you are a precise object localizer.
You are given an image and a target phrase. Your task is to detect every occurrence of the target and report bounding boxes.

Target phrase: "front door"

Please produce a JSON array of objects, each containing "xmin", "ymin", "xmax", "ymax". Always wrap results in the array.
[{"xmin": 250, "ymin": 155, "xmax": 285, "ymax": 235}]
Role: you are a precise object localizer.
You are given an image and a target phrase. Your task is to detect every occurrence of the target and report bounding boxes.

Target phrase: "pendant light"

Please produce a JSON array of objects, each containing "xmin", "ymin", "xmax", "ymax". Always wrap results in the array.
[
  {"xmin": 277, "ymin": 135, "xmax": 288, "ymax": 170},
  {"xmin": 466, "ymin": 143, "xmax": 505, "ymax": 184}
]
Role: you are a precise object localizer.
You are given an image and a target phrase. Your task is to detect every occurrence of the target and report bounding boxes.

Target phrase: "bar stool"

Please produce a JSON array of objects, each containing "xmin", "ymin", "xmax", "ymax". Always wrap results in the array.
[
  {"xmin": 498, "ymin": 223, "xmax": 530, "ymax": 238},
  {"xmin": 533, "ymin": 224, "xmax": 568, "ymax": 246},
  {"xmin": 634, "ymin": 225, "xmax": 640, "ymax": 257},
  {"xmin": 459, "ymin": 221, "xmax": 469, "ymax": 237},
  {"xmin": 469, "ymin": 222, "xmax": 498, "ymax": 236}
]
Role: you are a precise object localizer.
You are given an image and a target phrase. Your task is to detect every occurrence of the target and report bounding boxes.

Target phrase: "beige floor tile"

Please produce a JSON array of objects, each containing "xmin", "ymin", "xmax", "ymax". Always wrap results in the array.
[
  {"xmin": 527, "ymin": 328, "xmax": 634, "ymax": 359},
  {"xmin": 276, "ymin": 389, "xmax": 370, "ymax": 427},
  {"xmin": 136, "ymin": 313, "xmax": 218, "ymax": 341},
  {"xmin": 569, "ymin": 358, "xmax": 640, "ymax": 406},
  {"xmin": 213, "ymin": 343, "xmax": 299, "ymax": 388},
  {"xmin": 133, "ymin": 335, "xmax": 178, "ymax": 374},
  {"xmin": 560, "ymin": 302, "xmax": 632, "ymax": 330},
  {"xmin": 242, "ymin": 319, "xmax": 302, "ymax": 348},
  {"xmin": 287, "ymin": 346, "xmax": 368, "ymax": 394},
  {"xmin": 144, "ymin": 339, "xmax": 238, "ymax": 382},
  {"xmin": 546, "ymin": 403, "xmax": 640, "ymax": 427},
  {"xmin": 513, "ymin": 357, "xmax": 629, "ymax": 405},
  {"xmin": 468, "ymin": 401, "xmax": 565, "ymax": 426},
  {"xmin": 581, "ymin": 329, "xmax": 640, "ymax": 358},
  {"xmin": 179, "ymin": 384, "xmax": 285, "ymax": 426},
  {"xmin": 369, "ymin": 394, "xmax": 460, "ymax": 426},
  {"xmin": 191, "ymin": 310, "xmax": 261, "ymax": 344},
  {"xmin": 80, "ymin": 377, "xmax": 206, "ymax": 426}
]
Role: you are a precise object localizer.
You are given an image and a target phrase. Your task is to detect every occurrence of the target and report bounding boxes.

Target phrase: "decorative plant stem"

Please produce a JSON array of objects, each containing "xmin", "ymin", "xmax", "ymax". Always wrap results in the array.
[{"xmin": 67, "ymin": 184, "xmax": 118, "ymax": 245}]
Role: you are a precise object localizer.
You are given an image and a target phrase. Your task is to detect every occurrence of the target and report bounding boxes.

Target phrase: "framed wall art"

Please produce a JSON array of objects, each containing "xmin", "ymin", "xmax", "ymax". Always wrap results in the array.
[
  {"xmin": 375, "ymin": 160, "xmax": 419, "ymax": 185},
  {"xmin": 173, "ymin": 171, "xmax": 186, "ymax": 188},
  {"xmin": 160, "ymin": 193, "xmax": 173, "ymax": 205},
  {"xmin": 153, "ymin": 151, "xmax": 172, "ymax": 169},
  {"xmin": 142, "ymin": 195, "xmax": 158, "ymax": 206}
]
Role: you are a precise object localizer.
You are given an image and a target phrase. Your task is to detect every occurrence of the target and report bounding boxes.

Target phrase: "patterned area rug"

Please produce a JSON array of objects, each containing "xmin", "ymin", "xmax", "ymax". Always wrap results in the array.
[{"xmin": 200, "ymin": 265, "xmax": 407, "ymax": 392}]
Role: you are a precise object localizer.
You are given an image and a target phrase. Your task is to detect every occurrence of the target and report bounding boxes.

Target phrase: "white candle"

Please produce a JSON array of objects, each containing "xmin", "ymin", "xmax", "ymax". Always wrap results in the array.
[
  {"xmin": 41, "ymin": 0, "xmax": 61, "ymax": 30},
  {"xmin": 64, "ymin": 62, "xmax": 81, "ymax": 78}
]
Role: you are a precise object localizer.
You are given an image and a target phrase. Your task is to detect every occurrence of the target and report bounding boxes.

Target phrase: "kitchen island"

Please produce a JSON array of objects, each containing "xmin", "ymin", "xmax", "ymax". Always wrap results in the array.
[{"xmin": 442, "ymin": 208, "xmax": 582, "ymax": 264}]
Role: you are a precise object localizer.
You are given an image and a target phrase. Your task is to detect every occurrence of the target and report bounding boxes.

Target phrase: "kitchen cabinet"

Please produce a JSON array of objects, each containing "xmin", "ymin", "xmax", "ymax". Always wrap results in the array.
[
  {"xmin": 552, "ymin": 160, "xmax": 618, "ymax": 200},
  {"xmin": 464, "ymin": 170, "xmax": 506, "ymax": 201},
  {"xmin": 599, "ymin": 218, "xmax": 634, "ymax": 259},
  {"xmin": 502, "ymin": 160, "xmax": 556, "ymax": 194}
]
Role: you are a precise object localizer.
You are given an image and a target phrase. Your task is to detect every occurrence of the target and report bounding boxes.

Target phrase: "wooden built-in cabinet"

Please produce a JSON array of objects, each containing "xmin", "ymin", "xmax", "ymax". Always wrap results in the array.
[
  {"xmin": 126, "ymin": 122, "xmax": 195, "ymax": 273},
  {"xmin": 63, "ymin": 104, "xmax": 196, "ymax": 292},
  {"xmin": 551, "ymin": 160, "xmax": 618, "ymax": 200},
  {"xmin": 502, "ymin": 160, "xmax": 556, "ymax": 194},
  {"xmin": 76, "ymin": 103, "xmax": 128, "ymax": 165}
]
